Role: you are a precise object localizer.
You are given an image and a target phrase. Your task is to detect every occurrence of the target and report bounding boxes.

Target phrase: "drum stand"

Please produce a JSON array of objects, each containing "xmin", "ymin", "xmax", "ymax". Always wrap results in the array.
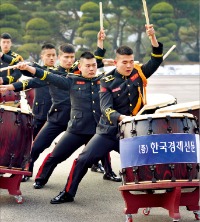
[
  {"xmin": 119, "ymin": 181, "xmax": 200, "ymax": 222},
  {"xmin": 0, "ymin": 167, "xmax": 31, "ymax": 203}
]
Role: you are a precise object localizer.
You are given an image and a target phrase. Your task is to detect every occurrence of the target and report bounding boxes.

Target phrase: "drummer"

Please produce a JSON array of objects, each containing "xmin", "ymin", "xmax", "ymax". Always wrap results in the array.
[
  {"xmin": 50, "ymin": 24, "xmax": 163, "ymax": 204},
  {"xmin": 0, "ymin": 33, "xmax": 23, "ymax": 84},
  {"xmin": 13, "ymin": 24, "xmax": 163, "ymax": 203}
]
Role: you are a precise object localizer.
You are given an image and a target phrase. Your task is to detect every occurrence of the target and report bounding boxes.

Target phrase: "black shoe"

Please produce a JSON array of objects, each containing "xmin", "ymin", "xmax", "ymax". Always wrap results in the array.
[
  {"xmin": 50, "ymin": 191, "xmax": 74, "ymax": 204},
  {"xmin": 33, "ymin": 181, "xmax": 44, "ymax": 189},
  {"xmin": 103, "ymin": 171, "xmax": 122, "ymax": 182},
  {"xmin": 91, "ymin": 163, "xmax": 104, "ymax": 173},
  {"xmin": 21, "ymin": 175, "xmax": 31, "ymax": 182}
]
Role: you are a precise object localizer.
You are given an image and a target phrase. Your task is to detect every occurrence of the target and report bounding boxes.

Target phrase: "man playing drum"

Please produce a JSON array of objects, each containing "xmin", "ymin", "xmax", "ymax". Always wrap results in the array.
[
  {"xmin": 0, "ymin": 29, "xmax": 121, "ymax": 185},
  {"xmin": 11, "ymin": 24, "xmax": 163, "ymax": 203}
]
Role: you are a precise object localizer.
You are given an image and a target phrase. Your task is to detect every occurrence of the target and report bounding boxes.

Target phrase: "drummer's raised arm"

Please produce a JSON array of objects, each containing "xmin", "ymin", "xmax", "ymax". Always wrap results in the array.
[
  {"xmin": 145, "ymin": 24, "xmax": 159, "ymax": 47},
  {"xmin": 97, "ymin": 29, "xmax": 106, "ymax": 50}
]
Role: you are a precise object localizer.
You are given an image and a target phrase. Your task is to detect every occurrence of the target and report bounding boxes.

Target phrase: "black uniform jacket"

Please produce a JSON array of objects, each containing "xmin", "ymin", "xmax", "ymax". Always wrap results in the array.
[
  {"xmin": 13, "ymin": 66, "xmax": 70, "ymax": 126},
  {"xmin": 97, "ymin": 42, "xmax": 163, "ymax": 136},
  {"xmin": 0, "ymin": 51, "xmax": 23, "ymax": 84},
  {"xmin": 18, "ymin": 46, "xmax": 105, "ymax": 124},
  {"xmin": 1, "ymin": 54, "xmax": 52, "ymax": 121},
  {"xmin": 32, "ymin": 69, "xmax": 103, "ymax": 135}
]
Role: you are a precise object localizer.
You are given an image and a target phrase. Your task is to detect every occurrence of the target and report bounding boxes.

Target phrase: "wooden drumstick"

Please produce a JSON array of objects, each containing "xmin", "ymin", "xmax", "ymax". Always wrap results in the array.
[
  {"xmin": 99, "ymin": 2, "xmax": 103, "ymax": 30},
  {"xmin": 142, "ymin": 0, "xmax": 152, "ymax": 40},
  {"xmin": 0, "ymin": 62, "xmax": 30, "ymax": 72},
  {"xmin": 142, "ymin": 0, "xmax": 150, "ymax": 25},
  {"xmin": 163, "ymin": 45, "xmax": 176, "ymax": 60}
]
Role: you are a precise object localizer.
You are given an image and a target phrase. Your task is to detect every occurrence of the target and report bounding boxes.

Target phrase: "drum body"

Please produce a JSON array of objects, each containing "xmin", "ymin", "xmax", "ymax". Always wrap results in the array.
[
  {"xmin": 0, "ymin": 105, "xmax": 33, "ymax": 169},
  {"xmin": 120, "ymin": 113, "xmax": 199, "ymax": 183},
  {"xmin": 24, "ymin": 88, "xmax": 35, "ymax": 109},
  {"xmin": 0, "ymin": 91, "xmax": 20, "ymax": 107}
]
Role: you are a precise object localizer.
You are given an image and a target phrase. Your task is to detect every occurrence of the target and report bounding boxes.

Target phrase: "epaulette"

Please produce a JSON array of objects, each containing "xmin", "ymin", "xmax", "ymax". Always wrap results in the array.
[
  {"xmin": 70, "ymin": 60, "xmax": 79, "ymax": 70},
  {"xmin": 51, "ymin": 67, "xmax": 59, "ymax": 71},
  {"xmin": 10, "ymin": 51, "xmax": 23, "ymax": 64},
  {"xmin": 101, "ymin": 75, "xmax": 115, "ymax": 82},
  {"xmin": 11, "ymin": 52, "xmax": 20, "ymax": 58},
  {"xmin": 48, "ymin": 66, "xmax": 56, "ymax": 70}
]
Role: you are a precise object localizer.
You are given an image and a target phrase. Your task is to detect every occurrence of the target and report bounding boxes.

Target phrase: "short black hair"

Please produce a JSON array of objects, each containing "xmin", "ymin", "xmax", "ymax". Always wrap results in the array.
[
  {"xmin": 80, "ymin": 51, "xmax": 95, "ymax": 60},
  {"xmin": 116, "ymin": 45, "xmax": 133, "ymax": 56},
  {"xmin": 41, "ymin": 43, "xmax": 56, "ymax": 50},
  {"xmin": 59, "ymin": 43, "xmax": 75, "ymax": 54},
  {"xmin": 1, "ymin": 33, "xmax": 12, "ymax": 39}
]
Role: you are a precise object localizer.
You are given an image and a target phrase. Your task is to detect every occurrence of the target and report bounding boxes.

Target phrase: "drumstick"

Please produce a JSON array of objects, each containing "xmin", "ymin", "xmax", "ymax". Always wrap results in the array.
[
  {"xmin": 142, "ymin": 0, "xmax": 150, "ymax": 25},
  {"xmin": 163, "ymin": 45, "xmax": 176, "ymax": 60},
  {"xmin": 136, "ymin": 105, "xmax": 146, "ymax": 116},
  {"xmin": 142, "ymin": 0, "xmax": 152, "ymax": 40},
  {"xmin": 0, "ymin": 62, "xmax": 30, "ymax": 72},
  {"xmin": 99, "ymin": 2, "xmax": 103, "ymax": 30}
]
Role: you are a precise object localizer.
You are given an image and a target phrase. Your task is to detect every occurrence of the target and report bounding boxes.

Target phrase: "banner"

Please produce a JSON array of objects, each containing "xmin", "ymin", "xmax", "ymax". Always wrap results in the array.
[{"xmin": 120, "ymin": 134, "xmax": 199, "ymax": 168}]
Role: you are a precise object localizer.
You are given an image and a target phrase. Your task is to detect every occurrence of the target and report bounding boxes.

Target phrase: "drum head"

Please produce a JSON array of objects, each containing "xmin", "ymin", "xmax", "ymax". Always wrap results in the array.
[
  {"xmin": 121, "ymin": 112, "xmax": 195, "ymax": 124},
  {"xmin": 155, "ymin": 100, "xmax": 200, "ymax": 114},
  {"xmin": 0, "ymin": 105, "xmax": 31, "ymax": 115},
  {"xmin": 137, "ymin": 93, "xmax": 176, "ymax": 115}
]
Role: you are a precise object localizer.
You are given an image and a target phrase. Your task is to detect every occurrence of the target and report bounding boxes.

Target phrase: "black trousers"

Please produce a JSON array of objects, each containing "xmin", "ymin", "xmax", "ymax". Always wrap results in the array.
[
  {"xmin": 33, "ymin": 118, "xmax": 47, "ymax": 139},
  {"xmin": 64, "ymin": 134, "xmax": 120, "ymax": 197},
  {"xmin": 35, "ymin": 132, "xmax": 93, "ymax": 184},
  {"xmin": 29, "ymin": 121, "xmax": 67, "ymax": 172}
]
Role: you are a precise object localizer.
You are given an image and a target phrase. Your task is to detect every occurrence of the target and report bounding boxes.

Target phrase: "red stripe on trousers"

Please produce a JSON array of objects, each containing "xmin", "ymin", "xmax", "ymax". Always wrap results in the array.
[
  {"xmin": 65, "ymin": 158, "xmax": 77, "ymax": 192},
  {"xmin": 35, "ymin": 153, "xmax": 51, "ymax": 179}
]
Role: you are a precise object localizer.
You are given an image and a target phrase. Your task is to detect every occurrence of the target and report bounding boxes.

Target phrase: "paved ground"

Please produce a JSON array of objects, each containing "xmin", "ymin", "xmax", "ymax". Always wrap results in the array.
[{"xmin": 0, "ymin": 75, "xmax": 199, "ymax": 222}]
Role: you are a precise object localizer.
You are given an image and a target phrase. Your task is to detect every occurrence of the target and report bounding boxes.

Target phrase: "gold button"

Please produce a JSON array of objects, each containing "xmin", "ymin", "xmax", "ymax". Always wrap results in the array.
[{"xmin": 130, "ymin": 104, "xmax": 132, "ymax": 106}]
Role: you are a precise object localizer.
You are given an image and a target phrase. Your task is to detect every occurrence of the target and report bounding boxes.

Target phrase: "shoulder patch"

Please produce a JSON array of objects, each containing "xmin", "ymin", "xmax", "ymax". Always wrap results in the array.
[
  {"xmin": 102, "ymin": 75, "xmax": 115, "ymax": 82},
  {"xmin": 70, "ymin": 60, "xmax": 79, "ymax": 70},
  {"xmin": 52, "ymin": 67, "xmax": 59, "ymax": 71},
  {"xmin": 11, "ymin": 52, "xmax": 19, "ymax": 57},
  {"xmin": 9, "ymin": 51, "xmax": 23, "ymax": 64}
]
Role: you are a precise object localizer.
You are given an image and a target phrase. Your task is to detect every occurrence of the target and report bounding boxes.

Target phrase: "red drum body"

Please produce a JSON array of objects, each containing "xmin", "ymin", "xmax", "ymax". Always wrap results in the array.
[
  {"xmin": 137, "ymin": 93, "xmax": 177, "ymax": 115},
  {"xmin": 0, "ymin": 91, "xmax": 20, "ymax": 107},
  {"xmin": 24, "ymin": 88, "xmax": 35, "ymax": 109},
  {"xmin": 0, "ymin": 105, "xmax": 33, "ymax": 169},
  {"xmin": 119, "ymin": 113, "xmax": 199, "ymax": 184}
]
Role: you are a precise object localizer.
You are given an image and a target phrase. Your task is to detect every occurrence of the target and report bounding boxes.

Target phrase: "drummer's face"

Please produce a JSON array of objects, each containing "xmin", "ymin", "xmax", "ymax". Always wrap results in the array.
[
  {"xmin": 41, "ymin": 48, "xmax": 57, "ymax": 67},
  {"xmin": 115, "ymin": 54, "xmax": 134, "ymax": 76},
  {"xmin": 0, "ymin": 38, "xmax": 12, "ymax": 54},
  {"xmin": 59, "ymin": 52, "xmax": 75, "ymax": 70},
  {"xmin": 78, "ymin": 58, "xmax": 97, "ymax": 78}
]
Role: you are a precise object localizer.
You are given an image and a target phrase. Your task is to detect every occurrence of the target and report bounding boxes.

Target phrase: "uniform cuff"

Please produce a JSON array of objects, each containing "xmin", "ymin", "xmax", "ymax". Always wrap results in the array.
[
  {"xmin": 13, "ymin": 82, "xmax": 23, "ymax": 91},
  {"xmin": 152, "ymin": 42, "xmax": 163, "ymax": 55},
  {"xmin": 94, "ymin": 47, "xmax": 106, "ymax": 58}
]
